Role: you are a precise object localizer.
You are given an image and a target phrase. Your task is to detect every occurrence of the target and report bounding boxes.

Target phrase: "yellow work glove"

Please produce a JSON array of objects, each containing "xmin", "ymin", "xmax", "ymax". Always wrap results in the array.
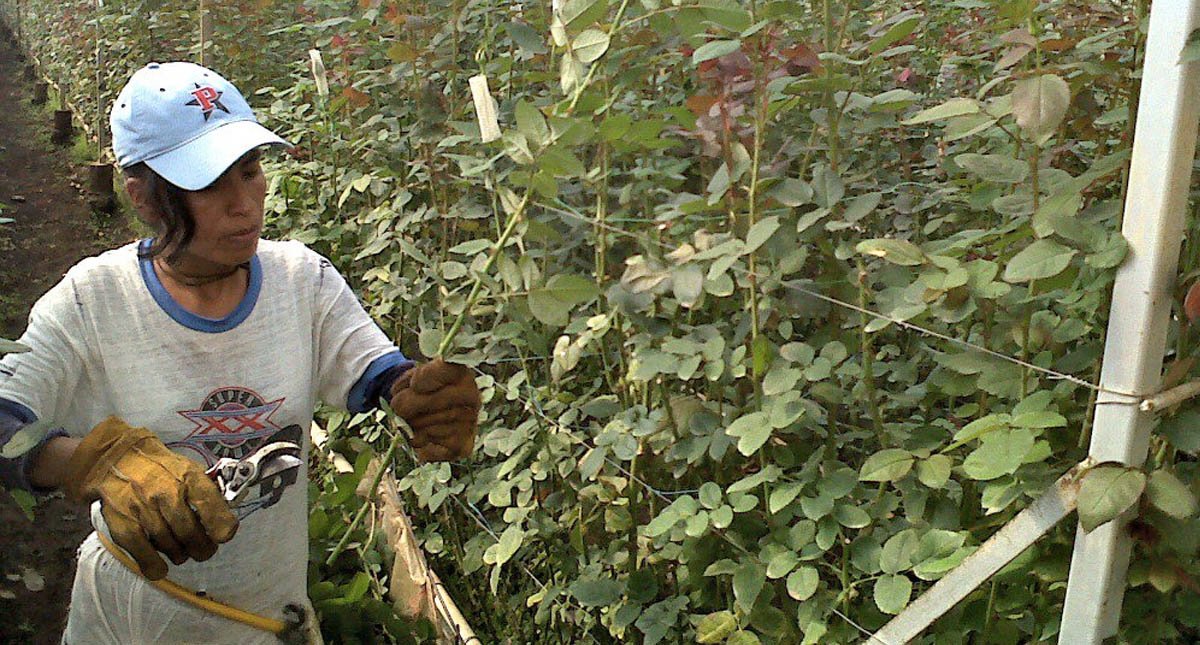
[
  {"xmin": 63, "ymin": 417, "xmax": 239, "ymax": 580},
  {"xmin": 389, "ymin": 359, "xmax": 481, "ymax": 462}
]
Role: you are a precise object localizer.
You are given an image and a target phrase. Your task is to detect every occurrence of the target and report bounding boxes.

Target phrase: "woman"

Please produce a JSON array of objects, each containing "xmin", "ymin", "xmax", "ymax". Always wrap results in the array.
[{"xmin": 0, "ymin": 61, "xmax": 479, "ymax": 643}]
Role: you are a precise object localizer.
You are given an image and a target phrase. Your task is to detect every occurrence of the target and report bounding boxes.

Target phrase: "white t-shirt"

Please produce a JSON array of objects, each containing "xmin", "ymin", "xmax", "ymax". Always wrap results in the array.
[{"xmin": 0, "ymin": 239, "xmax": 403, "ymax": 643}]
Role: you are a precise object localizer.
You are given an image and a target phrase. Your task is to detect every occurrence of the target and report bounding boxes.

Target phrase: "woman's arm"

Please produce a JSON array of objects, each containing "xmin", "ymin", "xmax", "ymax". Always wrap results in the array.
[{"xmin": 27, "ymin": 435, "xmax": 81, "ymax": 490}]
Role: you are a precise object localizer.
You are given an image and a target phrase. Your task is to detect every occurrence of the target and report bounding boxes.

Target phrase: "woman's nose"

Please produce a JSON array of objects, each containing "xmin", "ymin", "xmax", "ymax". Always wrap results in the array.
[{"xmin": 228, "ymin": 181, "xmax": 259, "ymax": 218}]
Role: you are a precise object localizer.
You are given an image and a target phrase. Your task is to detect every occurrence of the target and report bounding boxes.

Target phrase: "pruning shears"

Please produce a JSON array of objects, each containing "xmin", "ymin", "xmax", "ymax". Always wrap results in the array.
[{"xmin": 205, "ymin": 441, "xmax": 303, "ymax": 507}]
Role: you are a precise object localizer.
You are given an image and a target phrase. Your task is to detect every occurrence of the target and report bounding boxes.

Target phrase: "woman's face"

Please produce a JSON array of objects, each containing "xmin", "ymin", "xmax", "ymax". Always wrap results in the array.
[{"xmin": 178, "ymin": 150, "xmax": 267, "ymax": 268}]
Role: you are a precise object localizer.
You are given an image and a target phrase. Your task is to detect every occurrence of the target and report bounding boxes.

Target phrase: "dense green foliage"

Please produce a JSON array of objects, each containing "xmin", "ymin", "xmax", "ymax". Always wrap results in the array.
[{"xmin": 4, "ymin": 0, "xmax": 1200, "ymax": 642}]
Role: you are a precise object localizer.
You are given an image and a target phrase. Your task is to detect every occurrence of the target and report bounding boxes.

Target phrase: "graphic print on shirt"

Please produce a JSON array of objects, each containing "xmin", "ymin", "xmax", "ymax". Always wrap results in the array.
[{"xmin": 168, "ymin": 386, "xmax": 302, "ymax": 519}]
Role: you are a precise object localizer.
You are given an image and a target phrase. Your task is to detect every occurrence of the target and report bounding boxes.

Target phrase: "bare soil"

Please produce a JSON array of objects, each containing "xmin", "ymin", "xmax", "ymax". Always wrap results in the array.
[{"xmin": 0, "ymin": 25, "xmax": 134, "ymax": 644}]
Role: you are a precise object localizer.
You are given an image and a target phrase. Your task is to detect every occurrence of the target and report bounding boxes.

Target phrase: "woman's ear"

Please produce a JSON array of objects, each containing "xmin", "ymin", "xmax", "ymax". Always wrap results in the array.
[{"xmin": 124, "ymin": 175, "xmax": 160, "ymax": 226}]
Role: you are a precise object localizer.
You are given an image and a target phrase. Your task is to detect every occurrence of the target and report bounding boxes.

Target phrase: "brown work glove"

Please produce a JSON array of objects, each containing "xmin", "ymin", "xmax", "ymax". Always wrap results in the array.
[
  {"xmin": 63, "ymin": 417, "xmax": 239, "ymax": 580},
  {"xmin": 389, "ymin": 359, "xmax": 480, "ymax": 462}
]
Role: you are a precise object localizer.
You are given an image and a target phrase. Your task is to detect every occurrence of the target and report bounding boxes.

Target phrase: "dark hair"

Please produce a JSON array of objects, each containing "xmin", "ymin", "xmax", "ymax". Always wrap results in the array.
[
  {"xmin": 124, "ymin": 148, "xmax": 265, "ymax": 264},
  {"xmin": 124, "ymin": 162, "xmax": 196, "ymax": 264}
]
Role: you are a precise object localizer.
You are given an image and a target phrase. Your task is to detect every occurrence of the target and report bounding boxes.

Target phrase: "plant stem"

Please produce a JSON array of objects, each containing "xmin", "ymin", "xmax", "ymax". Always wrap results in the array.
[
  {"xmin": 857, "ymin": 259, "xmax": 885, "ymax": 440},
  {"xmin": 325, "ymin": 417, "xmax": 411, "ymax": 566},
  {"xmin": 566, "ymin": 0, "xmax": 632, "ymax": 114},
  {"xmin": 436, "ymin": 190, "xmax": 530, "ymax": 356}
]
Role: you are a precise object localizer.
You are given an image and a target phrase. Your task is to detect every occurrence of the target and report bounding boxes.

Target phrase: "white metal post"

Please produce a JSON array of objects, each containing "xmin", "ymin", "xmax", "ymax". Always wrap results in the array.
[{"xmin": 1060, "ymin": 1, "xmax": 1200, "ymax": 641}]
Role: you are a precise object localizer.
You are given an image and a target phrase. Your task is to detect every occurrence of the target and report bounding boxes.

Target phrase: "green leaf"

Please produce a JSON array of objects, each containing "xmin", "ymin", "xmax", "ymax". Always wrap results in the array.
[
  {"xmin": 727, "ymin": 464, "xmax": 781, "ymax": 495},
  {"xmin": 1003, "ymin": 239, "xmax": 1076, "ymax": 283},
  {"xmin": 693, "ymin": 39, "xmax": 741, "ymax": 65},
  {"xmin": 344, "ymin": 572, "xmax": 371, "ymax": 602},
  {"xmin": 769, "ymin": 482, "xmax": 805, "ymax": 514},
  {"xmin": 447, "ymin": 239, "xmax": 492, "ymax": 255},
  {"xmin": 955, "ymin": 153, "xmax": 1028, "ymax": 184},
  {"xmin": 571, "ymin": 29, "xmax": 610, "ymax": 63},
  {"xmin": 418, "ymin": 327, "xmax": 443, "ymax": 358},
  {"xmin": 528, "ymin": 274, "xmax": 601, "ymax": 326},
  {"xmin": 770, "ymin": 178, "xmax": 813, "ymax": 207},
  {"xmin": 1011, "ymin": 411, "xmax": 1067, "ymax": 429},
  {"xmin": 1012, "ymin": 74, "xmax": 1071, "ymax": 141},
  {"xmin": 557, "ymin": 0, "xmax": 607, "ymax": 30},
  {"xmin": 494, "ymin": 525, "xmax": 525, "ymax": 565},
  {"xmin": 902, "ymin": 97, "xmax": 980, "ymax": 124},
  {"xmin": 506, "ymin": 21, "xmax": 548, "ymax": 55},
  {"xmin": 515, "ymin": 100, "xmax": 550, "ymax": 146},
  {"xmin": 766, "ymin": 549, "xmax": 799, "ymax": 579},
  {"xmin": 856, "ymin": 239, "xmax": 926, "ymax": 266},
  {"xmin": 833, "ymin": 504, "xmax": 871, "ymax": 529},
  {"xmin": 538, "ymin": 145, "xmax": 586, "ymax": 177},
  {"xmin": 916, "ymin": 454, "xmax": 953, "ymax": 489},
  {"xmin": 696, "ymin": 611, "xmax": 738, "ymax": 644},
  {"xmin": 0, "ymin": 420, "xmax": 52, "ymax": 459},
  {"xmin": 786, "ymin": 566, "xmax": 820, "ymax": 601},
  {"xmin": 1160, "ymin": 409, "xmax": 1200, "ymax": 454},
  {"xmin": 880, "ymin": 529, "xmax": 919, "ymax": 574},
  {"xmin": 726, "ymin": 631, "xmax": 762, "ymax": 645},
  {"xmin": 732, "ymin": 561, "xmax": 766, "ymax": 611},
  {"xmin": 559, "ymin": 52, "xmax": 585, "ymax": 94},
  {"xmin": 9, "ymin": 489, "xmax": 35, "ymax": 522},
  {"xmin": 502, "ymin": 131, "xmax": 535, "ymax": 165},
  {"xmin": 874, "ymin": 574, "xmax": 912, "ymax": 614},
  {"xmin": 868, "ymin": 15, "xmax": 920, "ymax": 55},
  {"xmin": 699, "ymin": 2, "xmax": 752, "ymax": 32},
  {"xmin": 646, "ymin": 505, "xmax": 682, "ymax": 537},
  {"xmin": 673, "ymin": 264, "xmax": 705, "ymax": 308},
  {"xmin": 1146, "ymin": 470, "xmax": 1198, "ymax": 519},
  {"xmin": 1077, "ymin": 465, "xmax": 1147, "ymax": 532},
  {"xmin": 859, "ymin": 449, "xmax": 915, "ymax": 482},
  {"xmin": 726, "ymin": 412, "xmax": 772, "ymax": 456},
  {"xmin": 962, "ymin": 428, "xmax": 1035, "ymax": 481},
  {"xmin": 948, "ymin": 413, "xmax": 1010, "ymax": 447},
  {"xmin": 1032, "ymin": 189, "xmax": 1084, "ymax": 238},
  {"xmin": 570, "ymin": 576, "xmax": 623, "ymax": 607},
  {"xmin": 762, "ymin": 366, "xmax": 803, "ymax": 397},
  {"xmin": 744, "ymin": 216, "xmax": 780, "ymax": 254}
]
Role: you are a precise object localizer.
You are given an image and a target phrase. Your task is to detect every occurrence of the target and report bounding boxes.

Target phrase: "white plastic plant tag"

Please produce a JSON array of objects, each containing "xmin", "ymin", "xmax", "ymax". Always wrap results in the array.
[{"xmin": 469, "ymin": 75, "xmax": 501, "ymax": 143}]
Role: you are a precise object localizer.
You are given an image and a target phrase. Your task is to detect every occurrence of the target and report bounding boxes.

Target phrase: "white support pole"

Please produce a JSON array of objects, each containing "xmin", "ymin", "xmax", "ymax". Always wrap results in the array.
[
  {"xmin": 867, "ymin": 460, "xmax": 1092, "ymax": 645},
  {"xmin": 1060, "ymin": 1, "xmax": 1200, "ymax": 642},
  {"xmin": 199, "ymin": 0, "xmax": 213, "ymax": 68}
]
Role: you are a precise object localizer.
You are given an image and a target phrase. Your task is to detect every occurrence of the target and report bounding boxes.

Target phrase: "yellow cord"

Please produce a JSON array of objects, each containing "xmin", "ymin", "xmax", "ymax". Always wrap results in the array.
[{"xmin": 96, "ymin": 531, "xmax": 287, "ymax": 635}]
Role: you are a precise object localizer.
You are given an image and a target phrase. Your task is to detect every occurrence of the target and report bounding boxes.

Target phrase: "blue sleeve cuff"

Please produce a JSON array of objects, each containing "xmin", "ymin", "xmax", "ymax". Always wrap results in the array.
[
  {"xmin": 347, "ymin": 351, "xmax": 414, "ymax": 413},
  {"xmin": 0, "ymin": 398, "xmax": 67, "ymax": 493}
]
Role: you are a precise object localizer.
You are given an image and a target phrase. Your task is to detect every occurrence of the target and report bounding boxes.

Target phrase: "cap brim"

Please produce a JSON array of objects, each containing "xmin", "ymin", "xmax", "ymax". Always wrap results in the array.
[{"xmin": 145, "ymin": 120, "xmax": 290, "ymax": 191}]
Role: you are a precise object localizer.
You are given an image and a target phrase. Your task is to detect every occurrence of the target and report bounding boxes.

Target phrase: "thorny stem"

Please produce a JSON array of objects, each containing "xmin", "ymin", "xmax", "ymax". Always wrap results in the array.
[
  {"xmin": 857, "ymin": 259, "xmax": 885, "ymax": 439},
  {"xmin": 436, "ymin": 190, "xmax": 531, "ymax": 356},
  {"xmin": 747, "ymin": 44, "xmax": 767, "ymax": 403},
  {"xmin": 566, "ymin": 0, "xmax": 632, "ymax": 114},
  {"xmin": 325, "ymin": 415, "xmax": 412, "ymax": 566}
]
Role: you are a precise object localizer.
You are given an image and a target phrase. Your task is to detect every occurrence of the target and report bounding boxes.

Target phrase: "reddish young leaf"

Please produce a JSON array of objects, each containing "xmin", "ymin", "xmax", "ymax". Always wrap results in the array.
[{"xmin": 1185, "ymin": 281, "xmax": 1200, "ymax": 323}]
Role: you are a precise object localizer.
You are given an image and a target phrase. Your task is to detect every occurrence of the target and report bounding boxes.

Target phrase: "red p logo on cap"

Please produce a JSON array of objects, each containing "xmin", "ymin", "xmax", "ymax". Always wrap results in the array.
[{"xmin": 191, "ymin": 86, "xmax": 220, "ymax": 112}]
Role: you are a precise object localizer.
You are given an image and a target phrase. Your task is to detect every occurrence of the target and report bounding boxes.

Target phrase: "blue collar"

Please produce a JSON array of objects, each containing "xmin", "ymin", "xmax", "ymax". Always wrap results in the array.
[{"xmin": 138, "ymin": 239, "xmax": 263, "ymax": 333}]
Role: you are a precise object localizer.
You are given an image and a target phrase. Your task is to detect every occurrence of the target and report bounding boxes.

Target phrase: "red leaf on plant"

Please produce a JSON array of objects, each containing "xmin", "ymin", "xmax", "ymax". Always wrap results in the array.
[
  {"xmin": 782, "ymin": 43, "xmax": 821, "ymax": 74},
  {"xmin": 685, "ymin": 95, "xmax": 719, "ymax": 117},
  {"xmin": 331, "ymin": 34, "xmax": 348, "ymax": 48},
  {"xmin": 342, "ymin": 87, "xmax": 371, "ymax": 109},
  {"xmin": 1186, "ymin": 281, "xmax": 1200, "ymax": 323}
]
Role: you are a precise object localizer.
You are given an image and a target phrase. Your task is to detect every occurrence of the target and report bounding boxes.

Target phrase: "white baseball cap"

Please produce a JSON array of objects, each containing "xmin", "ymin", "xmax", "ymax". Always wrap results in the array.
[{"xmin": 110, "ymin": 61, "xmax": 289, "ymax": 190}]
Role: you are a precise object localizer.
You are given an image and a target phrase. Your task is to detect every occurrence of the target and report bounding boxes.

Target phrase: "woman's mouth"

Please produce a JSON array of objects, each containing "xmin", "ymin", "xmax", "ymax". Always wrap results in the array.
[{"xmin": 227, "ymin": 227, "xmax": 260, "ymax": 243}]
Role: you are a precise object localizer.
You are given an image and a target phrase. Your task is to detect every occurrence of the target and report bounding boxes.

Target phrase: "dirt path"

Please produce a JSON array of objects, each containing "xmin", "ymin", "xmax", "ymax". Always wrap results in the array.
[{"xmin": 0, "ymin": 26, "xmax": 133, "ymax": 644}]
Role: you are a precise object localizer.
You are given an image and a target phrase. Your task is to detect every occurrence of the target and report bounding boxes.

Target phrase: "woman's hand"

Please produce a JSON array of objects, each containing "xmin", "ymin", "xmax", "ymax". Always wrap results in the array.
[
  {"xmin": 62, "ymin": 417, "xmax": 239, "ymax": 580},
  {"xmin": 388, "ymin": 359, "xmax": 480, "ymax": 462}
]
